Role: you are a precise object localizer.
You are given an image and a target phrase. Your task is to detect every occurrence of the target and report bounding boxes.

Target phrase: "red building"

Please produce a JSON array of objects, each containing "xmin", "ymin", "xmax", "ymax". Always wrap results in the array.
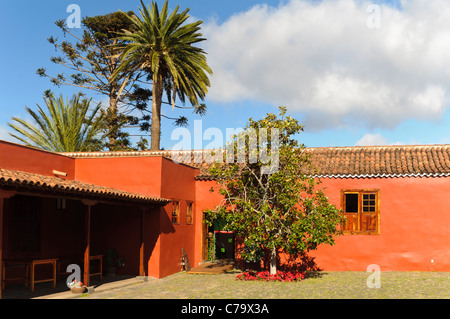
[{"xmin": 0, "ymin": 140, "xmax": 449, "ymax": 297}]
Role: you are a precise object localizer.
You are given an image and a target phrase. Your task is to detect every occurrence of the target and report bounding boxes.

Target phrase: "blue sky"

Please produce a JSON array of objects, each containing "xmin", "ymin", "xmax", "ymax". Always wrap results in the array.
[{"xmin": 0, "ymin": 0, "xmax": 449, "ymax": 150}]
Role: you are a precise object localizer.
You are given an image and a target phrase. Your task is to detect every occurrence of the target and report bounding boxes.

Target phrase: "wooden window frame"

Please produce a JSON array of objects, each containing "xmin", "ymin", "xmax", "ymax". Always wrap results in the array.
[
  {"xmin": 186, "ymin": 202, "xmax": 194, "ymax": 225},
  {"xmin": 56, "ymin": 198, "xmax": 67, "ymax": 210},
  {"xmin": 171, "ymin": 200, "xmax": 180, "ymax": 224},
  {"xmin": 341, "ymin": 189, "xmax": 380, "ymax": 235}
]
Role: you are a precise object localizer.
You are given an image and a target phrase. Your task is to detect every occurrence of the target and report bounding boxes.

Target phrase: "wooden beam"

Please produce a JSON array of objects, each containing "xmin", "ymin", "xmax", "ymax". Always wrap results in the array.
[
  {"xmin": 0, "ymin": 192, "xmax": 14, "ymax": 299},
  {"xmin": 82, "ymin": 200, "xmax": 97, "ymax": 287},
  {"xmin": 81, "ymin": 199, "xmax": 98, "ymax": 207},
  {"xmin": 139, "ymin": 208, "xmax": 146, "ymax": 277},
  {"xmin": 1, "ymin": 190, "xmax": 162, "ymax": 208},
  {"xmin": 0, "ymin": 190, "xmax": 16, "ymax": 199},
  {"xmin": 0, "ymin": 198, "xmax": 4, "ymax": 299},
  {"xmin": 83, "ymin": 204, "xmax": 91, "ymax": 287}
]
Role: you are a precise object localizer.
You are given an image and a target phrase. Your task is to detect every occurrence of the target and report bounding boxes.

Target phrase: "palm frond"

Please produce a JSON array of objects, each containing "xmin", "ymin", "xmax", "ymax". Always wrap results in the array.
[
  {"xmin": 8, "ymin": 92, "xmax": 106, "ymax": 152},
  {"xmin": 112, "ymin": 0, "xmax": 213, "ymax": 149}
]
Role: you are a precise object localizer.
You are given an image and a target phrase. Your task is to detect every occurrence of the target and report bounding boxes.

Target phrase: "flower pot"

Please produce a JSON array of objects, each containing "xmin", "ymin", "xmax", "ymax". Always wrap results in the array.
[{"xmin": 70, "ymin": 286, "xmax": 87, "ymax": 294}]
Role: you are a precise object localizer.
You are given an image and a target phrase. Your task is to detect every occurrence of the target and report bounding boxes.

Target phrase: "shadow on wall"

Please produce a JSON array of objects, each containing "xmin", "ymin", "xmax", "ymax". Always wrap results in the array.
[
  {"xmin": 279, "ymin": 252, "xmax": 323, "ymax": 272},
  {"xmin": 236, "ymin": 251, "xmax": 323, "ymax": 273}
]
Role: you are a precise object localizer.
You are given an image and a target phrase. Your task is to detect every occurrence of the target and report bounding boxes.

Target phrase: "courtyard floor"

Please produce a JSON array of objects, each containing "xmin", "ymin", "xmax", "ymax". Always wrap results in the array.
[{"xmin": 75, "ymin": 270, "xmax": 449, "ymax": 299}]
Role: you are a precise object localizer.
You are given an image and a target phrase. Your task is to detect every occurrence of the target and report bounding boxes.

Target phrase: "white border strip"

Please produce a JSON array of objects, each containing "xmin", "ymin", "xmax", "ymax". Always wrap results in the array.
[{"xmin": 314, "ymin": 172, "xmax": 450, "ymax": 179}]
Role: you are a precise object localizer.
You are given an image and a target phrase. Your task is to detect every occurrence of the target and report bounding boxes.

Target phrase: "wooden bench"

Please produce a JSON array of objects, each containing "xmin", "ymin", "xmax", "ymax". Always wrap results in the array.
[
  {"xmin": 1, "ymin": 261, "xmax": 29, "ymax": 290},
  {"xmin": 89, "ymin": 255, "xmax": 103, "ymax": 281},
  {"xmin": 2, "ymin": 258, "xmax": 57, "ymax": 292}
]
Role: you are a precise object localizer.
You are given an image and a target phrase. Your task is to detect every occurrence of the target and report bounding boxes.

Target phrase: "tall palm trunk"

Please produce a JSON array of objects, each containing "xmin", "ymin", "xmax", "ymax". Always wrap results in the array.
[{"xmin": 151, "ymin": 71, "xmax": 163, "ymax": 150}]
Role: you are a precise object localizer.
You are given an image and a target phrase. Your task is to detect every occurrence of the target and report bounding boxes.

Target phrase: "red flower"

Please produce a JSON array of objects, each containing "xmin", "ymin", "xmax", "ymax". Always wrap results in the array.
[{"xmin": 236, "ymin": 270, "xmax": 306, "ymax": 282}]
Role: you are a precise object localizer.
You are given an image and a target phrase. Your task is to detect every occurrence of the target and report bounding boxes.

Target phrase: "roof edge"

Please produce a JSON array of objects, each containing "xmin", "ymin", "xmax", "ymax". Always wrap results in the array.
[
  {"xmin": 61, "ymin": 143, "xmax": 450, "ymax": 158},
  {"xmin": 0, "ymin": 168, "xmax": 170, "ymax": 205},
  {"xmin": 195, "ymin": 172, "xmax": 450, "ymax": 181}
]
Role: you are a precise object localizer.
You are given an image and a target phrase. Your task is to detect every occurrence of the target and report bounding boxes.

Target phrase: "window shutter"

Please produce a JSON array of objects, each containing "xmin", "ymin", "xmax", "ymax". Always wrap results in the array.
[
  {"xmin": 343, "ymin": 213, "xmax": 359, "ymax": 232},
  {"xmin": 361, "ymin": 193, "xmax": 378, "ymax": 232},
  {"xmin": 343, "ymin": 192, "xmax": 359, "ymax": 232}
]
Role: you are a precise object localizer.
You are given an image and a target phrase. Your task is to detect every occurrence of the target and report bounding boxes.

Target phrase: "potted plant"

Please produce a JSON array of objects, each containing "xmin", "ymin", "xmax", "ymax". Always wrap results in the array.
[
  {"xmin": 68, "ymin": 279, "xmax": 86, "ymax": 293},
  {"xmin": 105, "ymin": 249, "xmax": 125, "ymax": 276}
]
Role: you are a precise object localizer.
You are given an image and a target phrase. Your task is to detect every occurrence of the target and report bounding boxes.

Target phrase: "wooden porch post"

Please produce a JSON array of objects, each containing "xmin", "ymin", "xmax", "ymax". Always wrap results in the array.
[
  {"xmin": 82, "ymin": 200, "xmax": 97, "ymax": 287},
  {"xmin": 0, "ymin": 197, "xmax": 4, "ymax": 300},
  {"xmin": 0, "ymin": 191, "xmax": 15, "ymax": 299},
  {"xmin": 139, "ymin": 207, "xmax": 147, "ymax": 277}
]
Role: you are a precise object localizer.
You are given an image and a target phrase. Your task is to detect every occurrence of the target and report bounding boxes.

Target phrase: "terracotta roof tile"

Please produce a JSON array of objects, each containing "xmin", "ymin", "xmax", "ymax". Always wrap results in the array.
[
  {"xmin": 307, "ymin": 144, "xmax": 450, "ymax": 178},
  {"xmin": 0, "ymin": 168, "xmax": 170, "ymax": 205},
  {"xmin": 62, "ymin": 144, "xmax": 450, "ymax": 179}
]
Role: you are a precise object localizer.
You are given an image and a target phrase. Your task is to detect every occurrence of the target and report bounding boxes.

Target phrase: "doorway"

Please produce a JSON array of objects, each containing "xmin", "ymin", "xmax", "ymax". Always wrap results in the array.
[
  {"xmin": 214, "ymin": 231, "xmax": 234, "ymax": 260},
  {"xmin": 202, "ymin": 214, "xmax": 235, "ymax": 262}
]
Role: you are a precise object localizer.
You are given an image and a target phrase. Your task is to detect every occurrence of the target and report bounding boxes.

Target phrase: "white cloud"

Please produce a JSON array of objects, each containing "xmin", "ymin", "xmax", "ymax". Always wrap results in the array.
[
  {"xmin": 355, "ymin": 133, "xmax": 404, "ymax": 146},
  {"xmin": 203, "ymin": 0, "xmax": 450, "ymax": 130},
  {"xmin": 355, "ymin": 133, "xmax": 388, "ymax": 146}
]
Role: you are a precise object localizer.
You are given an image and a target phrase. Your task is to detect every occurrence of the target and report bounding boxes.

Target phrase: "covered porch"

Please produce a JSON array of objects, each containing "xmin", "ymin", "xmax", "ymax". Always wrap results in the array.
[{"xmin": 0, "ymin": 167, "xmax": 170, "ymax": 299}]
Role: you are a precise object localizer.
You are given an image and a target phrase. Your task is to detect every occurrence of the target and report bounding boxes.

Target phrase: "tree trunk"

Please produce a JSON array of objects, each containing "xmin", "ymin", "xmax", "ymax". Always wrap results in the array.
[
  {"xmin": 269, "ymin": 247, "xmax": 277, "ymax": 275},
  {"xmin": 108, "ymin": 93, "xmax": 118, "ymax": 150},
  {"xmin": 151, "ymin": 72, "xmax": 162, "ymax": 150}
]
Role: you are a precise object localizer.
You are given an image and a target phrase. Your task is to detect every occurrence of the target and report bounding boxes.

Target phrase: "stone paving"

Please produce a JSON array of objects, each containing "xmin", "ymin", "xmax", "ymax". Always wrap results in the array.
[
  {"xmin": 2, "ymin": 270, "xmax": 448, "ymax": 299},
  {"xmin": 76, "ymin": 271, "xmax": 450, "ymax": 299}
]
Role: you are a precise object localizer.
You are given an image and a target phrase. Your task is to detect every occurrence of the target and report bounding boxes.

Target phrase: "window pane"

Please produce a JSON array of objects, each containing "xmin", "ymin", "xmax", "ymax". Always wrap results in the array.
[
  {"xmin": 186, "ymin": 203, "xmax": 193, "ymax": 225},
  {"xmin": 172, "ymin": 201, "xmax": 180, "ymax": 224},
  {"xmin": 345, "ymin": 194, "xmax": 359, "ymax": 213}
]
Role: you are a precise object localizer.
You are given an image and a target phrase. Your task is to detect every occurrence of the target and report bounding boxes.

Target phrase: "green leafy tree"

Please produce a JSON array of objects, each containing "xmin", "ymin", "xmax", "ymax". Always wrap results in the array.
[
  {"xmin": 113, "ymin": 0, "xmax": 212, "ymax": 150},
  {"xmin": 206, "ymin": 107, "xmax": 344, "ymax": 274},
  {"xmin": 8, "ymin": 93, "xmax": 106, "ymax": 152}
]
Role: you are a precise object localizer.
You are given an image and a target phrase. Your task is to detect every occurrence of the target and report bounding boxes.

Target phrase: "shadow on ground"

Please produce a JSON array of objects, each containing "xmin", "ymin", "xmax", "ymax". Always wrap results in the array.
[{"xmin": 1, "ymin": 275, "xmax": 134, "ymax": 299}]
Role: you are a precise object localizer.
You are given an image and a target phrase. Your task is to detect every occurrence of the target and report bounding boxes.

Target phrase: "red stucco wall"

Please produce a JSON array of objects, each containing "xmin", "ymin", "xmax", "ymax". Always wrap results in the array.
[
  {"xmin": 0, "ymin": 141, "xmax": 75, "ymax": 178},
  {"xmin": 309, "ymin": 177, "xmax": 450, "ymax": 272},
  {"xmin": 195, "ymin": 176, "xmax": 450, "ymax": 272},
  {"xmin": 74, "ymin": 156, "xmax": 200, "ymax": 278},
  {"xmin": 74, "ymin": 156, "xmax": 163, "ymax": 197},
  {"xmin": 158, "ymin": 159, "xmax": 198, "ymax": 277}
]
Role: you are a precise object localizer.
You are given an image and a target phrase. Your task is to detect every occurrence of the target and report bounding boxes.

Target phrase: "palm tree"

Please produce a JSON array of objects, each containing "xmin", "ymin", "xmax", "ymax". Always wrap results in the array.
[
  {"xmin": 8, "ymin": 93, "xmax": 106, "ymax": 152},
  {"xmin": 114, "ymin": 0, "xmax": 212, "ymax": 150}
]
